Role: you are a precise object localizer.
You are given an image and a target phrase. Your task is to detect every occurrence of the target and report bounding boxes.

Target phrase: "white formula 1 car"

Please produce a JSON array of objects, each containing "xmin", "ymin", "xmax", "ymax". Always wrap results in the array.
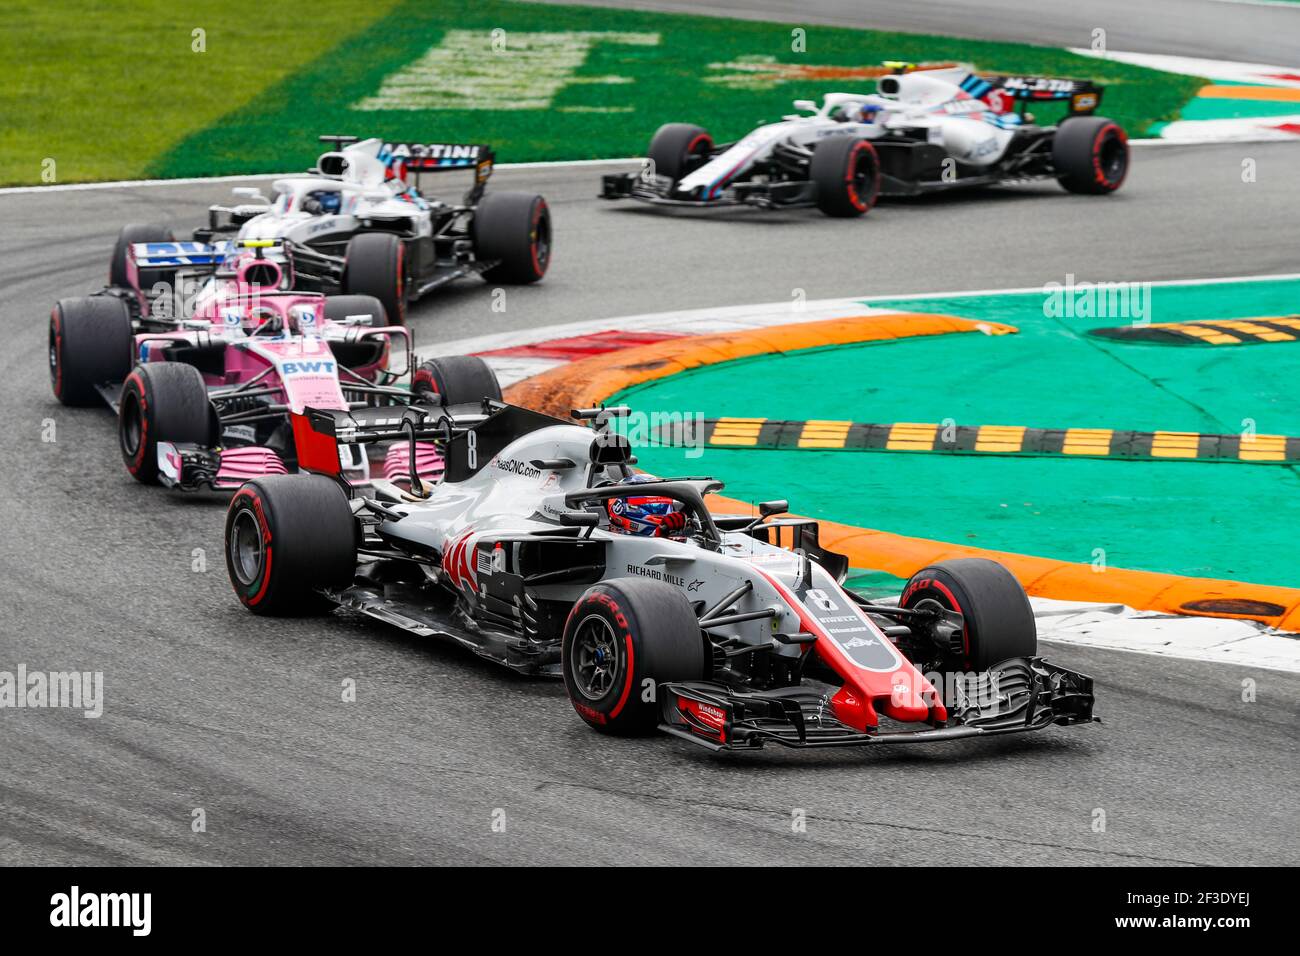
[
  {"xmin": 602, "ymin": 64, "xmax": 1128, "ymax": 215},
  {"xmin": 223, "ymin": 395, "xmax": 1095, "ymax": 752},
  {"xmin": 184, "ymin": 135, "xmax": 551, "ymax": 323}
]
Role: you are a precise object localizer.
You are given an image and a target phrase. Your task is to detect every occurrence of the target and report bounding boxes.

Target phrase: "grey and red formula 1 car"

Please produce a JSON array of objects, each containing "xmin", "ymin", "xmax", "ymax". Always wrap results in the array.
[
  {"xmin": 602, "ymin": 63, "xmax": 1127, "ymax": 215},
  {"xmin": 223, "ymin": 398, "xmax": 1095, "ymax": 752},
  {"xmin": 49, "ymin": 236, "xmax": 492, "ymax": 492},
  {"xmin": 191, "ymin": 135, "xmax": 551, "ymax": 324}
]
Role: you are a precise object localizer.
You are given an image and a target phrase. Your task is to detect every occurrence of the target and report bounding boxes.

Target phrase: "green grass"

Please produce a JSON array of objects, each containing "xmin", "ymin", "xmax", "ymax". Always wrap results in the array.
[
  {"xmin": 2, "ymin": 0, "xmax": 1203, "ymax": 186},
  {"xmin": 0, "ymin": 0, "xmax": 401, "ymax": 186}
]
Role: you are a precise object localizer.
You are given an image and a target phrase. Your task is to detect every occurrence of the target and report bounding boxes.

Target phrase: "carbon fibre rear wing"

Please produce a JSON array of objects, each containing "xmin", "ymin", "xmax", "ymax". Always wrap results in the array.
[
  {"xmin": 317, "ymin": 135, "xmax": 496, "ymax": 203},
  {"xmin": 291, "ymin": 400, "xmax": 567, "ymax": 485},
  {"xmin": 380, "ymin": 141, "xmax": 493, "ymax": 172},
  {"xmin": 385, "ymin": 141, "xmax": 495, "ymax": 205},
  {"xmin": 991, "ymin": 75, "xmax": 1104, "ymax": 114}
]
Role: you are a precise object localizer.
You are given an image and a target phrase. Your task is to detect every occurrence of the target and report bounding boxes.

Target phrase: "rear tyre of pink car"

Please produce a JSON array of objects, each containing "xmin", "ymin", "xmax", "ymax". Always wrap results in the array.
[
  {"xmin": 413, "ymin": 355, "xmax": 501, "ymax": 405},
  {"xmin": 110, "ymin": 223, "xmax": 174, "ymax": 289},
  {"xmin": 119, "ymin": 362, "xmax": 213, "ymax": 484},
  {"xmin": 49, "ymin": 296, "xmax": 133, "ymax": 406},
  {"xmin": 343, "ymin": 233, "xmax": 405, "ymax": 326},
  {"xmin": 225, "ymin": 474, "xmax": 357, "ymax": 615}
]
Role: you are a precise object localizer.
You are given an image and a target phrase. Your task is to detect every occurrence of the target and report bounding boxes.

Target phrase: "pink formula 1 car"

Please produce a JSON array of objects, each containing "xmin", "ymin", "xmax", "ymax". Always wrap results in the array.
[{"xmin": 49, "ymin": 237, "xmax": 498, "ymax": 491}]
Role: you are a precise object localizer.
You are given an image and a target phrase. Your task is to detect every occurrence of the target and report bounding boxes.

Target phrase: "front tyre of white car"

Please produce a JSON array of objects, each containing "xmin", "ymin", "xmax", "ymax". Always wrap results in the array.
[
  {"xmin": 899, "ymin": 558, "xmax": 1037, "ymax": 673},
  {"xmin": 810, "ymin": 137, "xmax": 881, "ymax": 217},
  {"xmin": 110, "ymin": 223, "xmax": 174, "ymax": 289},
  {"xmin": 562, "ymin": 578, "xmax": 708, "ymax": 735},
  {"xmin": 646, "ymin": 122, "xmax": 713, "ymax": 182}
]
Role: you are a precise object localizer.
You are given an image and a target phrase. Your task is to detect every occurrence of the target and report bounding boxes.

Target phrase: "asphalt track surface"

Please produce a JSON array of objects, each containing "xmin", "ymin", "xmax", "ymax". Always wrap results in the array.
[
  {"xmin": 4, "ymin": 142, "xmax": 1300, "ymax": 865},
  {"xmin": 531, "ymin": 0, "xmax": 1300, "ymax": 66}
]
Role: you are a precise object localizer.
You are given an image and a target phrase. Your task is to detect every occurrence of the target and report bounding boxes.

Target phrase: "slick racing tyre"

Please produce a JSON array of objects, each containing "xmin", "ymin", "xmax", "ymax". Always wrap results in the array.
[
  {"xmin": 810, "ymin": 136, "xmax": 881, "ymax": 217},
  {"xmin": 472, "ymin": 192, "xmax": 551, "ymax": 284},
  {"xmin": 343, "ymin": 233, "xmax": 406, "ymax": 326},
  {"xmin": 110, "ymin": 223, "xmax": 174, "ymax": 289},
  {"xmin": 413, "ymin": 355, "xmax": 501, "ymax": 405},
  {"xmin": 1053, "ymin": 116, "xmax": 1129, "ymax": 194},
  {"xmin": 562, "ymin": 578, "xmax": 708, "ymax": 735},
  {"xmin": 49, "ymin": 296, "xmax": 134, "ymax": 406},
  {"xmin": 322, "ymin": 294, "xmax": 387, "ymax": 327},
  {"xmin": 118, "ymin": 362, "xmax": 214, "ymax": 484},
  {"xmin": 900, "ymin": 558, "xmax": 1037, "ymax": 672},
  {"xmin": 225, "ymin": 474, "xmax": 357, "ymax": 616},
  {"xmin": 646, "ymin": 123, "xmax": 713, "ymax": 182}
]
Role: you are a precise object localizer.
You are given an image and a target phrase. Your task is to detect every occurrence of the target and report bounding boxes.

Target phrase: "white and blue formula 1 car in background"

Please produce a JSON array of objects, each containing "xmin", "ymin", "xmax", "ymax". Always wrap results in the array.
[
  {"xmin": 602, "ymin": 63, "xmax": 1129, "ymax": 216},
  {"xmin": 117, "ymin": 136, "xmax": 551, "ymax": 326}
]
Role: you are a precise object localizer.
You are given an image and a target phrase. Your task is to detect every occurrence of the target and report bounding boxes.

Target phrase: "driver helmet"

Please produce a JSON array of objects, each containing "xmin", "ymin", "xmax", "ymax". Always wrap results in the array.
[
  {"xmin": 605, "ymin": 473, "xmax": 686, "ymax": 537},
  {"xmin": 834, "ymin": 101, "xmax": 882, "ymax": 123},
  {"xmin": 301, "ymin": 189, "xmax": 342, "ymax": 215},
  {"xmin": 242, "ymin": 304, "xmax": 281, "ymax": 335}
]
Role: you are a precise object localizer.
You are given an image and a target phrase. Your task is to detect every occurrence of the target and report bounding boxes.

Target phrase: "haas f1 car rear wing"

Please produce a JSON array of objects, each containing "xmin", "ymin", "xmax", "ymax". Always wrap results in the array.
[{"xmin": 291, "ymin": 399, "xmax": 571, "ymax": 490}]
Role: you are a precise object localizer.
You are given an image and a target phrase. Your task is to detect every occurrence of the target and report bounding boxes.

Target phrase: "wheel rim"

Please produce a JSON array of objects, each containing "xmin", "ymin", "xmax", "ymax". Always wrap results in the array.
[
  {"xmin": 848, "ymin": 145, "xmax": 875, "ymax": 209},
  {"xmin": 912, "ymin": 596, "xmax": 965, "ymax": 664},
  {"xmin": 229, "ymin": 509, "xmax": 265, "ymax": 587},
  {"xmin": 1098, "ymin": 132, "xmax": 1127, "ymax": 183},
  {"xmin": 684, "ymin": 136, "xmax": 711, "ymax": 174},
  {"xmin": 48, "ymin": 320, "xmax": 60, "ymax": 391},
  {"xmin": 532, "ymin": 212, "xmax": 551, "ymax": 274},
  {"xmin": 120, "ymin": 390, "xmax": 143, "ymax": 459},
  {"xmin": 569, "ymin": 613, "xmax": 620, "ymax": 701},
  {"xmin": 394, "ymin": 241, "xmax": 405, "ymax": 320}
]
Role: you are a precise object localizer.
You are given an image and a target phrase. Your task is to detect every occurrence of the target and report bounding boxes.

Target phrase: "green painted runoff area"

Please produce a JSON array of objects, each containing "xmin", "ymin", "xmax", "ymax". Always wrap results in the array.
[{"xmin": 619, "ymin": 278, "xmax": 1300, "ymax": 587}]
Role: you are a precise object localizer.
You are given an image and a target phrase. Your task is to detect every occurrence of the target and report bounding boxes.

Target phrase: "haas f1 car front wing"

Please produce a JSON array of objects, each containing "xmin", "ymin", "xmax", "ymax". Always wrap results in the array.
[{"xmin": 661, "ymin": 656, "xmax": 1095, "ymax": 750}]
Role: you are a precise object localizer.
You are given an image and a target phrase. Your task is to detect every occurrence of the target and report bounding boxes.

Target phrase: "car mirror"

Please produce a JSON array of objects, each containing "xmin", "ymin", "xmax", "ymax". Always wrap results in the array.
[
  {"xmin": 759, "ymin": 499, "xmax": 789, "ymax": 518},
  {"xmin": 590, "ymin": 434, "xmax": 631, "ymax": 465}
]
